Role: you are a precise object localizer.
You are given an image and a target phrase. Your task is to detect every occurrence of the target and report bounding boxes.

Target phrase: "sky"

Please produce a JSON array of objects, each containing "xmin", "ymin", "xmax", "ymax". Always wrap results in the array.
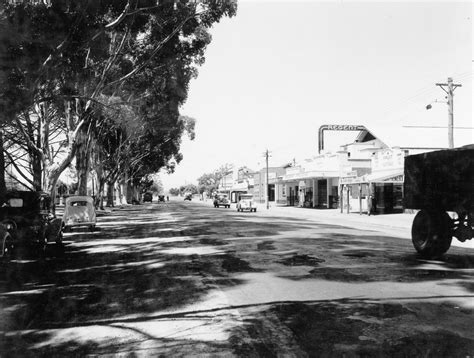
[{"xmin": 161, "ymin": 0, "xmax": 473, "ymax": 189}]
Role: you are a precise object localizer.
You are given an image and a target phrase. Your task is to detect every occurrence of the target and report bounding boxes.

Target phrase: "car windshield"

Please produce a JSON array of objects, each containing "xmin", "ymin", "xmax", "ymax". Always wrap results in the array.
[{"xmin": 70, "ymin": 201, "xmax": 88, "ymax": 207}]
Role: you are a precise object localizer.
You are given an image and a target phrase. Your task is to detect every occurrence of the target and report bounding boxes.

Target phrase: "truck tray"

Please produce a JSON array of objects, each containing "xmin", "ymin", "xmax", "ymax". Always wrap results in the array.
[{"xmin": 403, "ymin": 145, "xmax": 474, "ymax": 211}]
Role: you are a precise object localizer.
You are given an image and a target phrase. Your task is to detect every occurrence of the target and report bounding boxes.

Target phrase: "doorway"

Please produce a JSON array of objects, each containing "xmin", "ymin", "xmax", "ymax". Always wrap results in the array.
[{"xmin": 317, "ymin": 180, "xmax": 328, "ymax": 208}]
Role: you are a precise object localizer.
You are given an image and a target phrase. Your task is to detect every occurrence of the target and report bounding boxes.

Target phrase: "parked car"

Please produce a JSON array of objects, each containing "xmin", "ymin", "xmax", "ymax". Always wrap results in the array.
[
  {"xmin": 158, "ymin": 195, "xmax": 165, "ymax": 202},
  {"xmin": 143, "ymin": 192, "xmax": 153, "ymax": 202},
  {"xmin": 184, "ymin": 193, "xmax": 193, "ymax": 201},
  {"xmin": 0, "ymin": 190, "xmax": 63, "ymax": 258},
  {"xmin": 214, "ymin": 194, "xmax": 230, "ymax": 208},
  {"xmin": 237, "ymin": 194, "xmax": 257, "ymax": 212},
  {"xmin": 63, "ymin": 196, "xmax": 96, "ymax": 232}
]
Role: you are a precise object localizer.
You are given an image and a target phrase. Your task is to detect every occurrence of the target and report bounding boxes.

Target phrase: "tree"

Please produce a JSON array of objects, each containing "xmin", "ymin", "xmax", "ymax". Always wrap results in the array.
[
  {"xmin": 168, "ymin": 187, "xmax": 180, "ymax": 196},
  {"xmin": 140, "ymin": 173, "xmax": 163, "ymax": 194},
  {"xmin": 197, "ymin": 163, "xmax": 233, "ymax": 196},
  {"xmin": 181, "ymin": 183, "xmax": 198, "ymax": 195},
  {"xmin": 0, "ymin": 0, "xmax": 237, "ymax": 203}
]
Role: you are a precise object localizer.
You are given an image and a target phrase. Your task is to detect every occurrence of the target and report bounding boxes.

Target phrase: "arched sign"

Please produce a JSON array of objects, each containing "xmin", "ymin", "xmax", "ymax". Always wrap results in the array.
[{"xmin": 318, "ymin": 124, "xmax": 368, "ymax": 153}]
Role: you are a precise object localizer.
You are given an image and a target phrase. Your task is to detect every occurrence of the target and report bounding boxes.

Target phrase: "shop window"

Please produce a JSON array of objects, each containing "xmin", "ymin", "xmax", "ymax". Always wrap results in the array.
[
  {"xmin": 350, "ymin": 184, "xmax": 359, "ymax": 199},
  {"xmin": 361, "ymin": 184, "xmax": 369, "ymax": 197}
]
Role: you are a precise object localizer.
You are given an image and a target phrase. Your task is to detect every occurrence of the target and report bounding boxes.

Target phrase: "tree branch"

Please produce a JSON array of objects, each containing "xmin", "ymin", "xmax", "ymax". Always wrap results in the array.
[{"xmin": 4, "ymin": 151, "xmax": 34, "ymax": 187}]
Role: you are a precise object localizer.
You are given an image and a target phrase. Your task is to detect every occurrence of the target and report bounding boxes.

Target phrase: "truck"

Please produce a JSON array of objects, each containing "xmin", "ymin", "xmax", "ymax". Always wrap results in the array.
[{"xmin": 404, "ymin": 145, "xmax": 474, "ymax": 257}]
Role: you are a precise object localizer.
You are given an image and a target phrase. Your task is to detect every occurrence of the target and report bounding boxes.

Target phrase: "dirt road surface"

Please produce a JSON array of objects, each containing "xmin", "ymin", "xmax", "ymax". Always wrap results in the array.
[{"xmin": 0, "ymin": 200, "xmax": 473, "ymax": 357}]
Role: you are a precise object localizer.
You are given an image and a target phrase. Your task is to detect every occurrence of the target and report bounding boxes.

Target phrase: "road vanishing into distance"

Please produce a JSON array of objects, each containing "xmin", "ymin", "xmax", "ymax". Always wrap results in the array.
[{"xmin": 1, "ymin": 199, "xmax": 473, "ymax": 356}]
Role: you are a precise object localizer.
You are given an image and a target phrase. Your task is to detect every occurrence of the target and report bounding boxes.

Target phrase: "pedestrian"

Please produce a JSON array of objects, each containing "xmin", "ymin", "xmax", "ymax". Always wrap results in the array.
[
  {"xmin": 166, "ymin": 195, "xmax": 169, "ymax": 202},
  {"xmin": 367, "ymin": 194, "xmax": 373, "ymax": 216}
]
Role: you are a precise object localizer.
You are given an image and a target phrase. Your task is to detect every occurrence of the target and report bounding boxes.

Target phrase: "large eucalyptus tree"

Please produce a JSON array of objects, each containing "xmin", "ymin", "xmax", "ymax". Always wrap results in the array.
[{"xmin": 0, "ymin": 0, "xmax": 236, "ymax": 203}]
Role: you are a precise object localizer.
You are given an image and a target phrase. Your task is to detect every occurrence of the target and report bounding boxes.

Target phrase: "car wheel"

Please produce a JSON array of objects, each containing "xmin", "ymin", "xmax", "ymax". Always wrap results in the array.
[
  {"xmin": 412, "ymin": 210, "xmax": 452, "ymax": 258},
  {"xmin": 1, "ymin": 230, "xmax": 13, "ymax": 260}
]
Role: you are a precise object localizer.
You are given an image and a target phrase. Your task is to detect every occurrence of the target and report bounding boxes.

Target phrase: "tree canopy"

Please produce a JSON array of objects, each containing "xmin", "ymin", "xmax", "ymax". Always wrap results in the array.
[{"xmin": 0, "ymin": 0, "xmax": 237, "ymax": 202}]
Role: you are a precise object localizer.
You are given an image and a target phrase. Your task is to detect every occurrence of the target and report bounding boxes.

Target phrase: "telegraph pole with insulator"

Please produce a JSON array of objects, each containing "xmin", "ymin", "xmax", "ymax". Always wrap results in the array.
[{"xmin": 434, "ymin": 77, "xmax": 462, "ymax": 148}]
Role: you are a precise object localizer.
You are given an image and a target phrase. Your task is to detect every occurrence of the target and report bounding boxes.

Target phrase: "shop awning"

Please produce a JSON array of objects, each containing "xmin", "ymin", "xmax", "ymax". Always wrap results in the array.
[
  {"xmin": 230, "ymin": 182, "xmax": 249, "ymax": 191},
  {"xmin": 365, "ymin": 170, "xmax": 404, "ymax": 183},
  {"xmin": 282, "ymin": 170, "xmax": 340, "ymax": 182}
]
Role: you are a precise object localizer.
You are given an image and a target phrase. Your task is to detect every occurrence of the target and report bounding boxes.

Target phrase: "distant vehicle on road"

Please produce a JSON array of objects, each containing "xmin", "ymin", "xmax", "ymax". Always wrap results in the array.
[
  {"xmin": 214, "ymin": 194, "xmax": 230, "ymax": 208},
  {"xmin": 404, "ymin": 145, "xmax": 473, "ymax": 257},
  {"xmin": 184, "ymin": 193, "xmax": 193, "ymax": 201},
  {"xmin": 63, "ymin": 196, "xmax": 96, "ymax": 232},
  {"xmin": 237, "ymin": 194, "xmax": 257, "ymax": 212},
  {"xmin": 143, "ymin": 192, "xmax": 153, "ymax": 202},
  {"xmin": 158, "ymin": 195, "xmax": 165, "ymax": 202},
  {"xmin": 0, "ymin": 191, "xmax": 63, "ymax": 258}
]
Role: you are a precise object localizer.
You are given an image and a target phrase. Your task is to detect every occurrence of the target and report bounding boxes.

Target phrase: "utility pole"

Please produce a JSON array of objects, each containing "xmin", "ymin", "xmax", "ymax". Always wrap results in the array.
[
  {"xmin": 263, "ymin": 149, "xmax": 271, "ymax": 210},
  {"xmin": 435, "ymin": 77, "xmax": 462, "ymax": 148}
]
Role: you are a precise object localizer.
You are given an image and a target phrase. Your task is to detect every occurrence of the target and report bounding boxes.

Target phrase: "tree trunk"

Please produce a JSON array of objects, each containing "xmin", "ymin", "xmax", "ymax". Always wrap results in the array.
[
  {"xmin": 32, "ymin": 153, "xmax": 42, "ymax": 191},
  {"xmin": 117, "ymin": 183, "xmax": 123, "ymax": 205},
  {"xmin": 98, "ymin": 178, "xmax": 106, "ymax": 210},
  {"xmin": 119, "ymin": 175, "xmax": 128, "ymax": 205},
  {"xmin": 47, "ymin": 175, "xmax": 59, "ymax": 215},
  {"xmin": 126, "ymin": 180, "xmax": 134, "ymax": 204},
  {"xmin": 76, "ymin": 128, "xmax": 90, "ymax": 196},
  {"xmin": 106, "ymin": 181, "xmax": 115, "ymax": 207},
  {"xmin": 0, "ymin": 131, "xmax": 6, "ymax": 205}
]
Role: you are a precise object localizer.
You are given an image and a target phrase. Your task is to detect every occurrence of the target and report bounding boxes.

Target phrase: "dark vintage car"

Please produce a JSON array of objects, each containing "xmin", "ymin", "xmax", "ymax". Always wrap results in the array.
[
  {"xmin": 214, "ymin": 194, "xmax": 230, "ymax": 208},
  {"xmin": 0, "ymin": 191, "xmax": 63, "ymax": 258},
  {"xmin": 143, "ymin": 192, "xmax": 153, "ymax": 202}
]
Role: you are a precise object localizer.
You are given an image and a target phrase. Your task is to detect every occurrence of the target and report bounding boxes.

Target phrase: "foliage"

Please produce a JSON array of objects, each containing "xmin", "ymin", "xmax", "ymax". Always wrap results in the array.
[
  {"xmin": 197, "ymin": 163, "xmax": 233, "ymax": 194},
  {"xmin": 180, "ymin": 183, "xmax": 198, "ymax": 195},
  {"xmin": 140, "ymin": 173, "xmax": 163, "ymax": 194},
  {"xmin": 0, "ymin": 0, "xmax": 237, "ymax": 197},
  {"xmin": 168, "ymin": 187, "xmax": 180, "ymax": 196}
]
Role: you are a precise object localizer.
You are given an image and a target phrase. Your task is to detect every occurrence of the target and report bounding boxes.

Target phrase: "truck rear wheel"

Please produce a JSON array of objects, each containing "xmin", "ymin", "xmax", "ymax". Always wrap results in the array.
[{"xmin": 411, "ymin": 210, "xmax": 452, "ymax": 258}]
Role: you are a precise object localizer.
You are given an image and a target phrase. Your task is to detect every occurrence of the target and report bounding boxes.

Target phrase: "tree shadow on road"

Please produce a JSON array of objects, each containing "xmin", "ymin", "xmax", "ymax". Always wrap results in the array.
[{"xmin": 0, "ymin": 204, "xmax": 473, "ymax": 355}]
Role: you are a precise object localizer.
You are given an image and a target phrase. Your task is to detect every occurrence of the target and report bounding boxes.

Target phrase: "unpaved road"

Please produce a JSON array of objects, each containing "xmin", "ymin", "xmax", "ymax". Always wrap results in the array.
[{"xmin": 0, "ymin": 200, "xmax": 473, "ymax": 357}]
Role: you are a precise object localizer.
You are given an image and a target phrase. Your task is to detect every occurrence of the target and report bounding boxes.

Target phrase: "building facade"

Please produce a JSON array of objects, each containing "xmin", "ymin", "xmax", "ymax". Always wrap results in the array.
[{"xmin": 252, "ymin": 167, "xmax": 286, "ymax": 205}]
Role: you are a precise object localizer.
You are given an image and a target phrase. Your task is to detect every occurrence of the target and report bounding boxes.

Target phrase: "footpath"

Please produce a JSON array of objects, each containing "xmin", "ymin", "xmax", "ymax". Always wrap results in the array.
[
  {"xmin": 255, "ymin": 203, "xmax": 474, "ymax": 250},
  {"xmin": 266, "ymin": 205, "xmax": 413, "ymax": 231}
]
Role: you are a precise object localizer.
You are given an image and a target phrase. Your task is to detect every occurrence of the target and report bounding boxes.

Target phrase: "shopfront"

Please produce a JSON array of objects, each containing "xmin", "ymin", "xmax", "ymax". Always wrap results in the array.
[
  {"xmin": 283, "ymin": 176, "xmax": 339, "ymax": 208},
  {"xmin": 340, "ymin": 147, "xmax": 405, "ymax": 214}
]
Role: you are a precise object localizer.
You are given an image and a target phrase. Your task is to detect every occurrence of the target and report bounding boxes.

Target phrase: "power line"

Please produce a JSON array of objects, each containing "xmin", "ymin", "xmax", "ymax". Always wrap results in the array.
[{"xmin": 409, "ymin": 126, "xmax": 473, "ymax": 130}]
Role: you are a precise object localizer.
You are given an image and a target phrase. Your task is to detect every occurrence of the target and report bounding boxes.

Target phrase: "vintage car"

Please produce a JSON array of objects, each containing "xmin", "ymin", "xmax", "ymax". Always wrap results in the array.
[
  {"xmin": 184, "ymin": 193, "xmax": 193, "ymax": 201},
  {"xmin": 0, "ymin": 190, "xmax": 63, "ymax": 258},
  {"xmin": 214, "ymin": 194, "xmax": 230, "ymax": 208},
  {"xmin": 143, "ymin": 192, "xmax": 153, "ymax": 202},
  {"xmin": 237, "ymin": 194, "xmax": 257, "ymax": 212},
  {"xmin": 63, "ymin": 196, "xmax": 96, "ymax": 232},
  {"xmin": 158, "ymin": 195, "xmax": 165, "ymax": 202}
]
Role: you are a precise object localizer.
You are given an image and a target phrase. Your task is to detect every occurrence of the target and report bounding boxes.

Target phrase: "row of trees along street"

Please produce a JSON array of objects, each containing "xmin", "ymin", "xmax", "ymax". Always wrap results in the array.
[
  {"xmin": 169, "ymin": 163, "xmax": 234, "ymax": 198},
  {"xmin": 0, "ymin": 0, "xmax": 237, "ymax": 209},
  {"xmin": 195, "ymin": 163, "xmax": 233, "ymax": 197}
]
